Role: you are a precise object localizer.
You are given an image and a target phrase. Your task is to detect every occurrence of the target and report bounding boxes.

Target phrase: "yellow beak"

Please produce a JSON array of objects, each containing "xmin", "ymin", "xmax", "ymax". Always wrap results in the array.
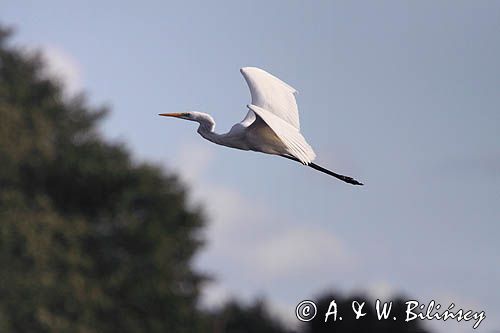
[{"xmin": 159, "ymin": 113, "xmax": 183, "ymax": 118}]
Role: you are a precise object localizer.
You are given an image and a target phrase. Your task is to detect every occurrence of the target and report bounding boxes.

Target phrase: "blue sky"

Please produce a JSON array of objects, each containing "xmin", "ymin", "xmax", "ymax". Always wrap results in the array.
[{"xmin": 2, "ymin": 1, "xmax": 499, "ymax": 332}]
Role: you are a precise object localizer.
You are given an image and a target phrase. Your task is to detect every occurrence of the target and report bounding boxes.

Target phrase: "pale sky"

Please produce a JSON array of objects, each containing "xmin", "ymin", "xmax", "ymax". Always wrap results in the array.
[{"xmin": 2, "ymin": 1, "xmax": 499, "ymax": 332}]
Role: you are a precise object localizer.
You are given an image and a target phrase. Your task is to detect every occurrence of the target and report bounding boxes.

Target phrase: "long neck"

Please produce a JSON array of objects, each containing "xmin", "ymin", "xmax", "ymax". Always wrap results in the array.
[
  {"xmin": 195, "ymin": 113, "xmax": 248, "ymax": 150},
  {"xmin": 195, "ymin": 115, "xmax": 223, "ymax": 144}
]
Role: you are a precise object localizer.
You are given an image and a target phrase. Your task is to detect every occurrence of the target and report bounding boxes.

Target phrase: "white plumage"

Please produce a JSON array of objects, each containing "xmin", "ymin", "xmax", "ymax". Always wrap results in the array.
[
  {"xmin": 241, "ymin": 67, "xmax": 316, "ymax": 165},
  {"xmin": 159, "ymin": 67, "xmax": 363, "ymax": 185},
  {"xmin": 240, "ymin": 67, "xmax": 300, "ymax": 129}
]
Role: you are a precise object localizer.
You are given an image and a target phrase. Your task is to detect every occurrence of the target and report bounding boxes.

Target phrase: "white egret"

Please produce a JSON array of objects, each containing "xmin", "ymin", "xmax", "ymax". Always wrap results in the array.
[{"xmin": 160, "ymin": 67, "xmax": 363, "ymax": 185}]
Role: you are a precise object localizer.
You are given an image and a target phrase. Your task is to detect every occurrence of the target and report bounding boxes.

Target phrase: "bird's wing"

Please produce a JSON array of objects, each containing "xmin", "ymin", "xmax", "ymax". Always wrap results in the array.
[
  {"xmin": 248, "ymin": 104, "xmax": 316, "ymax": 164},
  {"xmin": 240, "ymin": 67, "xmax": 300, "ymax": 130}
]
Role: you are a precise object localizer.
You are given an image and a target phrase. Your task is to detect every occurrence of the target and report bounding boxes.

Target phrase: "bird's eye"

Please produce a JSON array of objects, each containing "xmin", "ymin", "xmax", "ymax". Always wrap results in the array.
[{"xmin": 182, "ymin": 113, "xmax": 191, "ymax": 118}]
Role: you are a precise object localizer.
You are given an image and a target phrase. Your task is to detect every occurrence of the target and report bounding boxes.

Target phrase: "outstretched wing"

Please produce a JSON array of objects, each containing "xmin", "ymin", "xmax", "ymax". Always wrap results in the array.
[
  {"xmin": 241, "ymin": 67, "xmax": 315, "ymax": 164},
  {"xmin": 240, "ymin": 67, "xmax": 300, "ymax": 130},
  {"xmin": 247, "ymin": 104, "xmax": 316, "ymax": 165}
]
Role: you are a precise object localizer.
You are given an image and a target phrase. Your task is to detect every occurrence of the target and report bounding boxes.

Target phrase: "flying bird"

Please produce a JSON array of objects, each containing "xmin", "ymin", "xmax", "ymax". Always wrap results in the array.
[{"xmin": 160, "ymin": 67, "xmax": 363, "ymax": 185}]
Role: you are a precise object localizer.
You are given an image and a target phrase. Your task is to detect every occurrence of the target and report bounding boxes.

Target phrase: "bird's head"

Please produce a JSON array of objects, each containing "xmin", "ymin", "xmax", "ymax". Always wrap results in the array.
[
  {"xmin": 159, "ymin": 112, "xmax": 195, "ymax": 121},
  {"xmin": 159, "ymin": 111, "xmax": 215, "ymax": 131}
]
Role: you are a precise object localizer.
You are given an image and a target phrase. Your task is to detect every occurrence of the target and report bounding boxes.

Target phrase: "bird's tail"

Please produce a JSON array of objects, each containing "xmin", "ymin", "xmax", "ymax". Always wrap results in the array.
[{"xmin": 280, "ymin": 154, "xmax": 363, "ymax": 186}]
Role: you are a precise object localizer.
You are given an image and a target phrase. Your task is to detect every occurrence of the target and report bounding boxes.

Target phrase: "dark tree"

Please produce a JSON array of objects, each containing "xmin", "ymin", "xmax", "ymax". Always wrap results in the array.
[
  {"xmin": 0, "ymin": 26, "xmax": 205, "ymax": 332},
  {"xmin": 208, "ymin": 300, "xmax": 294, "ymax": 333}
]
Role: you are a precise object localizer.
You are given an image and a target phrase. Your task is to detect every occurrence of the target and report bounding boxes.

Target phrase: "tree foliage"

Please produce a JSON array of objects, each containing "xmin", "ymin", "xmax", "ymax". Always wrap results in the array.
[
  {"xmin": 207, "ymin": 300, "xmax": 293, "ymax": 333},
  {"xmin": 0, "ymin": 26, "xmax": 205, "ymax": 332}
]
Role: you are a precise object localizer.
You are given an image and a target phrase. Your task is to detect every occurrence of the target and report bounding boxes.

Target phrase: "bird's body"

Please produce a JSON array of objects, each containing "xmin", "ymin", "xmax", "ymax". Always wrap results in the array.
[
  {"xmin": 160, "ymin": 67, "xmax": 363, "ymax": 185},
  {"xmin": 198, "ymin": 111, "xmax": 291, "ymax": 155}
]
